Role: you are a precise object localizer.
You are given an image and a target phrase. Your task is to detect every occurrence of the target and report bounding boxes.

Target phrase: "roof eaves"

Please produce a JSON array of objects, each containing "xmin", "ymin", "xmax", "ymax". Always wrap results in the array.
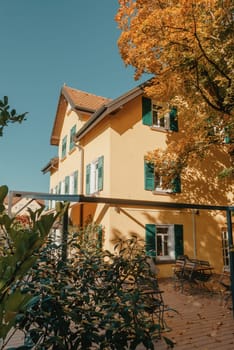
[
  {"xmin": 73, "ymin": 105, "xmax": 95, "ymax": 115},
  {"xmin": 41, "ymin": 157, "xmax": 59, "ymax": 174},
  {"xmin": 75, "ymin": 83, "xmax": 145, "ymax": 141}
]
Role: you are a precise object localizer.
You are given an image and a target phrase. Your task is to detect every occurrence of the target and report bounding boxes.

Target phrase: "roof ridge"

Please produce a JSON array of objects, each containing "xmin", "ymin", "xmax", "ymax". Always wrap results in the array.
[{"xmin": 63, "ymin": 85, "xmax": 111, "ymax": 101}]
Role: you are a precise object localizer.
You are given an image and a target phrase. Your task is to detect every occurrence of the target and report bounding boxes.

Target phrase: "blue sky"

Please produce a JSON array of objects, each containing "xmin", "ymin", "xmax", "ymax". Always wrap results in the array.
[{"xmin": 0, "ymin": 0, "xmax": 147, "ymax": 193}]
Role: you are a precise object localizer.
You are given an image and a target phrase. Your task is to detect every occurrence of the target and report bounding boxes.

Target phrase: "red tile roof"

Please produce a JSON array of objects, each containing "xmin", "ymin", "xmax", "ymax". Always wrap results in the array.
[{"xmin": 62, "ymin": 85, "xmax": 111, "ymax": 111}]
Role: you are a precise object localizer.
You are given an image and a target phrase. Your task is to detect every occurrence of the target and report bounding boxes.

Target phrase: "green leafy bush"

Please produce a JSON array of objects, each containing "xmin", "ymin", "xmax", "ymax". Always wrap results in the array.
[
  {"xmin": 12, "ymin": 228, "xmax": 173, "ymax": 349},
  {"xmin": 0, "ymin": 185, "xmax": 62, "ymax": 346},
  {"xmin": 0, "ymin": 186, "xmax": 173, "ymax": 349}
]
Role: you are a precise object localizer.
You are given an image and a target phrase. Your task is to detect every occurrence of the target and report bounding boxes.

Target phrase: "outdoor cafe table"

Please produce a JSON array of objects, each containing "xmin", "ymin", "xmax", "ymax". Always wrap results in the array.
[{"xmin": 173, "ymin": 258, "xmax": 214, "ymax": 291}]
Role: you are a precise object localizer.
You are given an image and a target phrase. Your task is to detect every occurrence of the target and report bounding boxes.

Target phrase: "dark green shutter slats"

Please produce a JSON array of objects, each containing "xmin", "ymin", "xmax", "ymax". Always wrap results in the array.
[
  {"xmin": 174, "ymin": 224, "xmax": 184, "ymax": 259},
  {"xmin": 224, "ymin": 127, "xmax": 230, "ymax": 144},
  {"xmin": 144, "ymin": 160, "xmax": 154, "ymax": 190},
  {"xmin": 86, "ymin": 164, "xmax": 91, "ymax": 195},
  {"xmin": 172, "ymin": 175, "xmax": 181, "ymax": 193},
  {"xmin": 98, "ymin": 156, "xmax": 104, "ymax": 191},
  {"xmin": 142, "ymin": 97, "xmax": 152, "ymax": 126},
  {"xmin": 65, "ymin": 176, "xmax": 70, "ymax": 194},
  {"xmin": 62, "ymin": 136, "xmax": 67, "ymax": 158},
  {"xmin": 69, "ymin": 125, "xmax": 76, "ymax": 151},
  {"xmin": 145, "ymin": 224, "xmax": 156, "ymax": 257},
  {"xmin": 169, "ymin": 107, "xmax": 178, "ymax": 131},
  {"xmin": 74, "ymin": 170, "xmax": 78, "ymax": 194},
  {"xmin": 142, "ymin": 98, "xmax": 178, "ymax": 132}
]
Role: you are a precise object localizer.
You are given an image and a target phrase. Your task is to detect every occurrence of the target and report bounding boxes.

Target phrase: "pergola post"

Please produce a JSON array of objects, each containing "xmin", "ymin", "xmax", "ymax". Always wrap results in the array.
[
  {"xmin": 226, "ymin": 209, "xmax": 234, "ymax": 316},
  {"xmin": 61, "ymin": 206, "xmax": 69, "ymax": 263}
]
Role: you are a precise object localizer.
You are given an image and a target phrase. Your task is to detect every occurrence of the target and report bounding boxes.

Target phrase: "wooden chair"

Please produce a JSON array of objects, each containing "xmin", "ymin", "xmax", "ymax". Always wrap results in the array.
[
  {"xmin": 172, "ymin": 259, "xmax": 186, "ymax": 291},
  {"xmin": 219, "ymin": 267, "xmax": 231, "ymax": 305}
]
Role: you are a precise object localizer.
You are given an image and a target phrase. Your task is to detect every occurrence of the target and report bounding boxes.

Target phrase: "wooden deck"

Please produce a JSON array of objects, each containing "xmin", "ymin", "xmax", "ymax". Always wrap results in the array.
[{"xmin": 3, "ymin": 278, "xmax": 234, "ymax": 350}]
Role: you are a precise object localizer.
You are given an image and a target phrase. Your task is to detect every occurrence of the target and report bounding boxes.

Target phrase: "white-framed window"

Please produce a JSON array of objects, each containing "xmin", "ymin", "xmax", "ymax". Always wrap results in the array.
[
  {"xmin": 49, "ymin": 187, "xmax": 56, "ymax": 209},
  {"xmin": 152, "ymin": 104, "xmax": 170, "ymax": 129},
  {"xmin": 145, "ymin": 224, "xmax": 184, "ymax": 261},
  {"xmin": 61, "ymin": 180, "xmax": 65, "ymax": 194},
  {"xmin": 144, "ymin": 160, "xmax": 181, "ymax": 193},
  {"xmin": 69, "ymin": 171, "xmax": 78, "ymax": 194},
  {"xmin": 156, "ymin": 225, "xmax": 174, "ymax": 260},
  {"xmin": 65, "ymin": 176, "xmax": 70, "ymax": 194},
  {"xmin": 69, "ymin": 125, "xmax": 76, "ymax": 151},
  {"xmin": 142, "ymin": 97, "xmax": 178, "ymax": 132},
  {"xmin": 90, "ymin": 160, "xmax": 99, "ymax": 194},
  {"xmin": 86, "ymin": 156, "xmax": 104, "ymax": 195},
  {"xmin": 61, "ymin": 135, "xmax": 67, "ymax": 159},
  {"xmin": 154, "ymin": 172, "xmax": 172, "ymax": 193},
  {"xmin": 206, "ymin": 122, "xmax": 231, "ymax": 144}
]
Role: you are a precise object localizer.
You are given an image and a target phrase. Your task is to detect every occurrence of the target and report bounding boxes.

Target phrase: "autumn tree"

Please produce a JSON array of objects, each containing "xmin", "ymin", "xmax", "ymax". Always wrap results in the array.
[
  {"xmin": 0, "ymin": 96, "xmax": 27, "ymax": 137},
  {"xmin": 116, "ymin": 0, "xmax": 234, "ymax": 182}
]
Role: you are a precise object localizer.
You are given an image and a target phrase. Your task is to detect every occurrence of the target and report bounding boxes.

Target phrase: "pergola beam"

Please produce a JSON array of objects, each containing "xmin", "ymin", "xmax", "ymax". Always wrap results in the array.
[{"xmin": 8, "ymin": 190, "xmax": 234, "ymax": 316}]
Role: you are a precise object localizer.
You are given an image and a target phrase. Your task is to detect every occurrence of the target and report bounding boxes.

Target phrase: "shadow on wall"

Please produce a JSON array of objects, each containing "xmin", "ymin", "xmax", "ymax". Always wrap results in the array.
[
  {"xmin": 109, "ymin": 204, "xmax": 227, "ymax": 273},
  {"xmin": 177, "ymin": 147, "xmax": 233, "ymax": 206}
]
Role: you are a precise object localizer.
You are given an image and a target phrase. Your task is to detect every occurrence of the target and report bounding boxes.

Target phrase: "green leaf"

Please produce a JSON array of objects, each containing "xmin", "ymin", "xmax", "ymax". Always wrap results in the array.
[
  {"xmin": 15, "ymin": 256, "xmax": 37, "ymax": 279},
  {"xmin": 11, "ymin": 109, "xmax": 16, "ymax": 116},
  {"xmin": 4, "ymin": 289, "xmax": 30, "ymax": 313},
  {"xmin": 3, "ymin": 96, "xmax": 8, "ymax": 106},
  {"xmin": 0, "ymin": 185, "xmax": 8, "ymax": 203},
  {"xmin": 0, "ymin": 214, "xmax": 12, "ymax": 229},
  {"xmin": 25, "ymin": 295, "xmax": 40, "ymax": 309}
]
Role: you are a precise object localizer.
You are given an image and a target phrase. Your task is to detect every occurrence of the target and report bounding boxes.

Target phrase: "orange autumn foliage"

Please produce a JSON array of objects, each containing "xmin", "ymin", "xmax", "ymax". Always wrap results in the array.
[{"xmin": 116, "ymin": 0, "xmax": 233, "ymax": 181}]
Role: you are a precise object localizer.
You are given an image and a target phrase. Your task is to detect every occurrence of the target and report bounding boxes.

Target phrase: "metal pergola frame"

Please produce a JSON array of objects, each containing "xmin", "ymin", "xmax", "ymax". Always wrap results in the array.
[{"xmin": 8, "ymin": 190, "xmax": 234, "ymax": 315}]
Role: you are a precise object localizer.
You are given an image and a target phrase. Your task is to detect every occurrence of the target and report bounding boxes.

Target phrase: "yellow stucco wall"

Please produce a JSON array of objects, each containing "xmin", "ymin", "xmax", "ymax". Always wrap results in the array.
[
  {"xmin": 86, "ymin": 204, "xmax": 231, "ymax": 277},
  {"xmin": 50, "ymin": 104, "xmax": 88, "ymax": 192},
  {"xmin": 48, "ymin": 93, "xmax": 233, "ymax": 278}
]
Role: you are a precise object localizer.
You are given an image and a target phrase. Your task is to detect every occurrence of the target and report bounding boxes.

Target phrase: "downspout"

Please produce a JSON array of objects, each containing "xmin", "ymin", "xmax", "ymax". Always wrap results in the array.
[
  {"xmin": 76, "ymin": 143, "xmax": 84, "ymax": 195},
  {"xmin": 192, "ymin": 209, "xmax": 198, "ymax": 258}
]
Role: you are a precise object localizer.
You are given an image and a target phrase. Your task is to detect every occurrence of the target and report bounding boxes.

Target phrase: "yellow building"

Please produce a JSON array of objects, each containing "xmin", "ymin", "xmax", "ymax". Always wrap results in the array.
[{"xmin": 42, "ymin": 82, "xmax": 233, "ymax": 277}]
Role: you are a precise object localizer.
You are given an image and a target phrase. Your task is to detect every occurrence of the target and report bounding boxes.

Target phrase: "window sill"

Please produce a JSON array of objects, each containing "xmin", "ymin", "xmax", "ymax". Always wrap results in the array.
[
  {"xmin": 86, "ymin": 191, "xmax": 102, "ymax": 197},
  {"xmin": 156, "ymin": 259, "xmax": 175, "ymax": 265},
  {"xmin": 152, "ymin": 190, "xmax": 173, "ymax": 195},
  {"xmin": 150, "ymin": 126, "xmax": 170, "ymax": 133},
  {"xmin": 69, "ymin": 147, "xmax": 76, "ymax": 155},
  {"xmin": 60, "ymin": 156, "xmax": 67, "ymax": 162}
]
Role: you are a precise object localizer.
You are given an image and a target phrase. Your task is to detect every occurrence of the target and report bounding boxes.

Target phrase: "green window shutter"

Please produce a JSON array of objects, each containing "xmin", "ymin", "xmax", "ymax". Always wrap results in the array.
[
  {"xmin": 174, "ymin": 224, "xmax": 184, "ymax": 259},
  {"xmin": 65, "ymin": 176, "xmax": 70, "ymax": 194},
  {"xmin": 224, "ymin": 135, "xmax": 230, "ymax": 144},
  {"xmin": 169, "ymin": 107, "xmax": 178, "ymax": 131},
  {"xmin": 145, "ymin": 224, "xmax": 156, "ymax": 257},
  {"xmin": 58, "ymin": 182, "xmax": 61, "ymax": 194},
  {"xmin": 224, "ymin": 127, "xmax": 230, "ymax": 144},
  {"xmin": 73, "ymin": 170, "xmax": 78, "ymax": 194},
  {"xmin": 142, "ymin": 97, "xmax": 152, "ymax": 125},
  {"xmin": 144, "ymin": 160, "xmax": 154, "ymax": 190},
  {"xmin": 69, "ymin": 125, "xmax": 76, "ymax": 151},
  {"xmin": 61, "ymin": 135, "xmax": 67, "ymax": 158},
  {"xmin": 86, "ymin": 164, "xmax": 91, "ymax": 195},
  {"xmin": 171, "ymin": 175, "xmax": 181, "ymax": 193},
  {"xmin": 98, "ymin": 156, "xmax": 104, "ymax": 191}
]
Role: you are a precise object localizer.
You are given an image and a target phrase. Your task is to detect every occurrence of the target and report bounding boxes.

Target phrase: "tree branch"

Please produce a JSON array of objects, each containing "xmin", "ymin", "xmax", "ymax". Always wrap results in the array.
[{"xmin": 192, "ymin": 11, "xmax": 231, "ymax": 85}]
